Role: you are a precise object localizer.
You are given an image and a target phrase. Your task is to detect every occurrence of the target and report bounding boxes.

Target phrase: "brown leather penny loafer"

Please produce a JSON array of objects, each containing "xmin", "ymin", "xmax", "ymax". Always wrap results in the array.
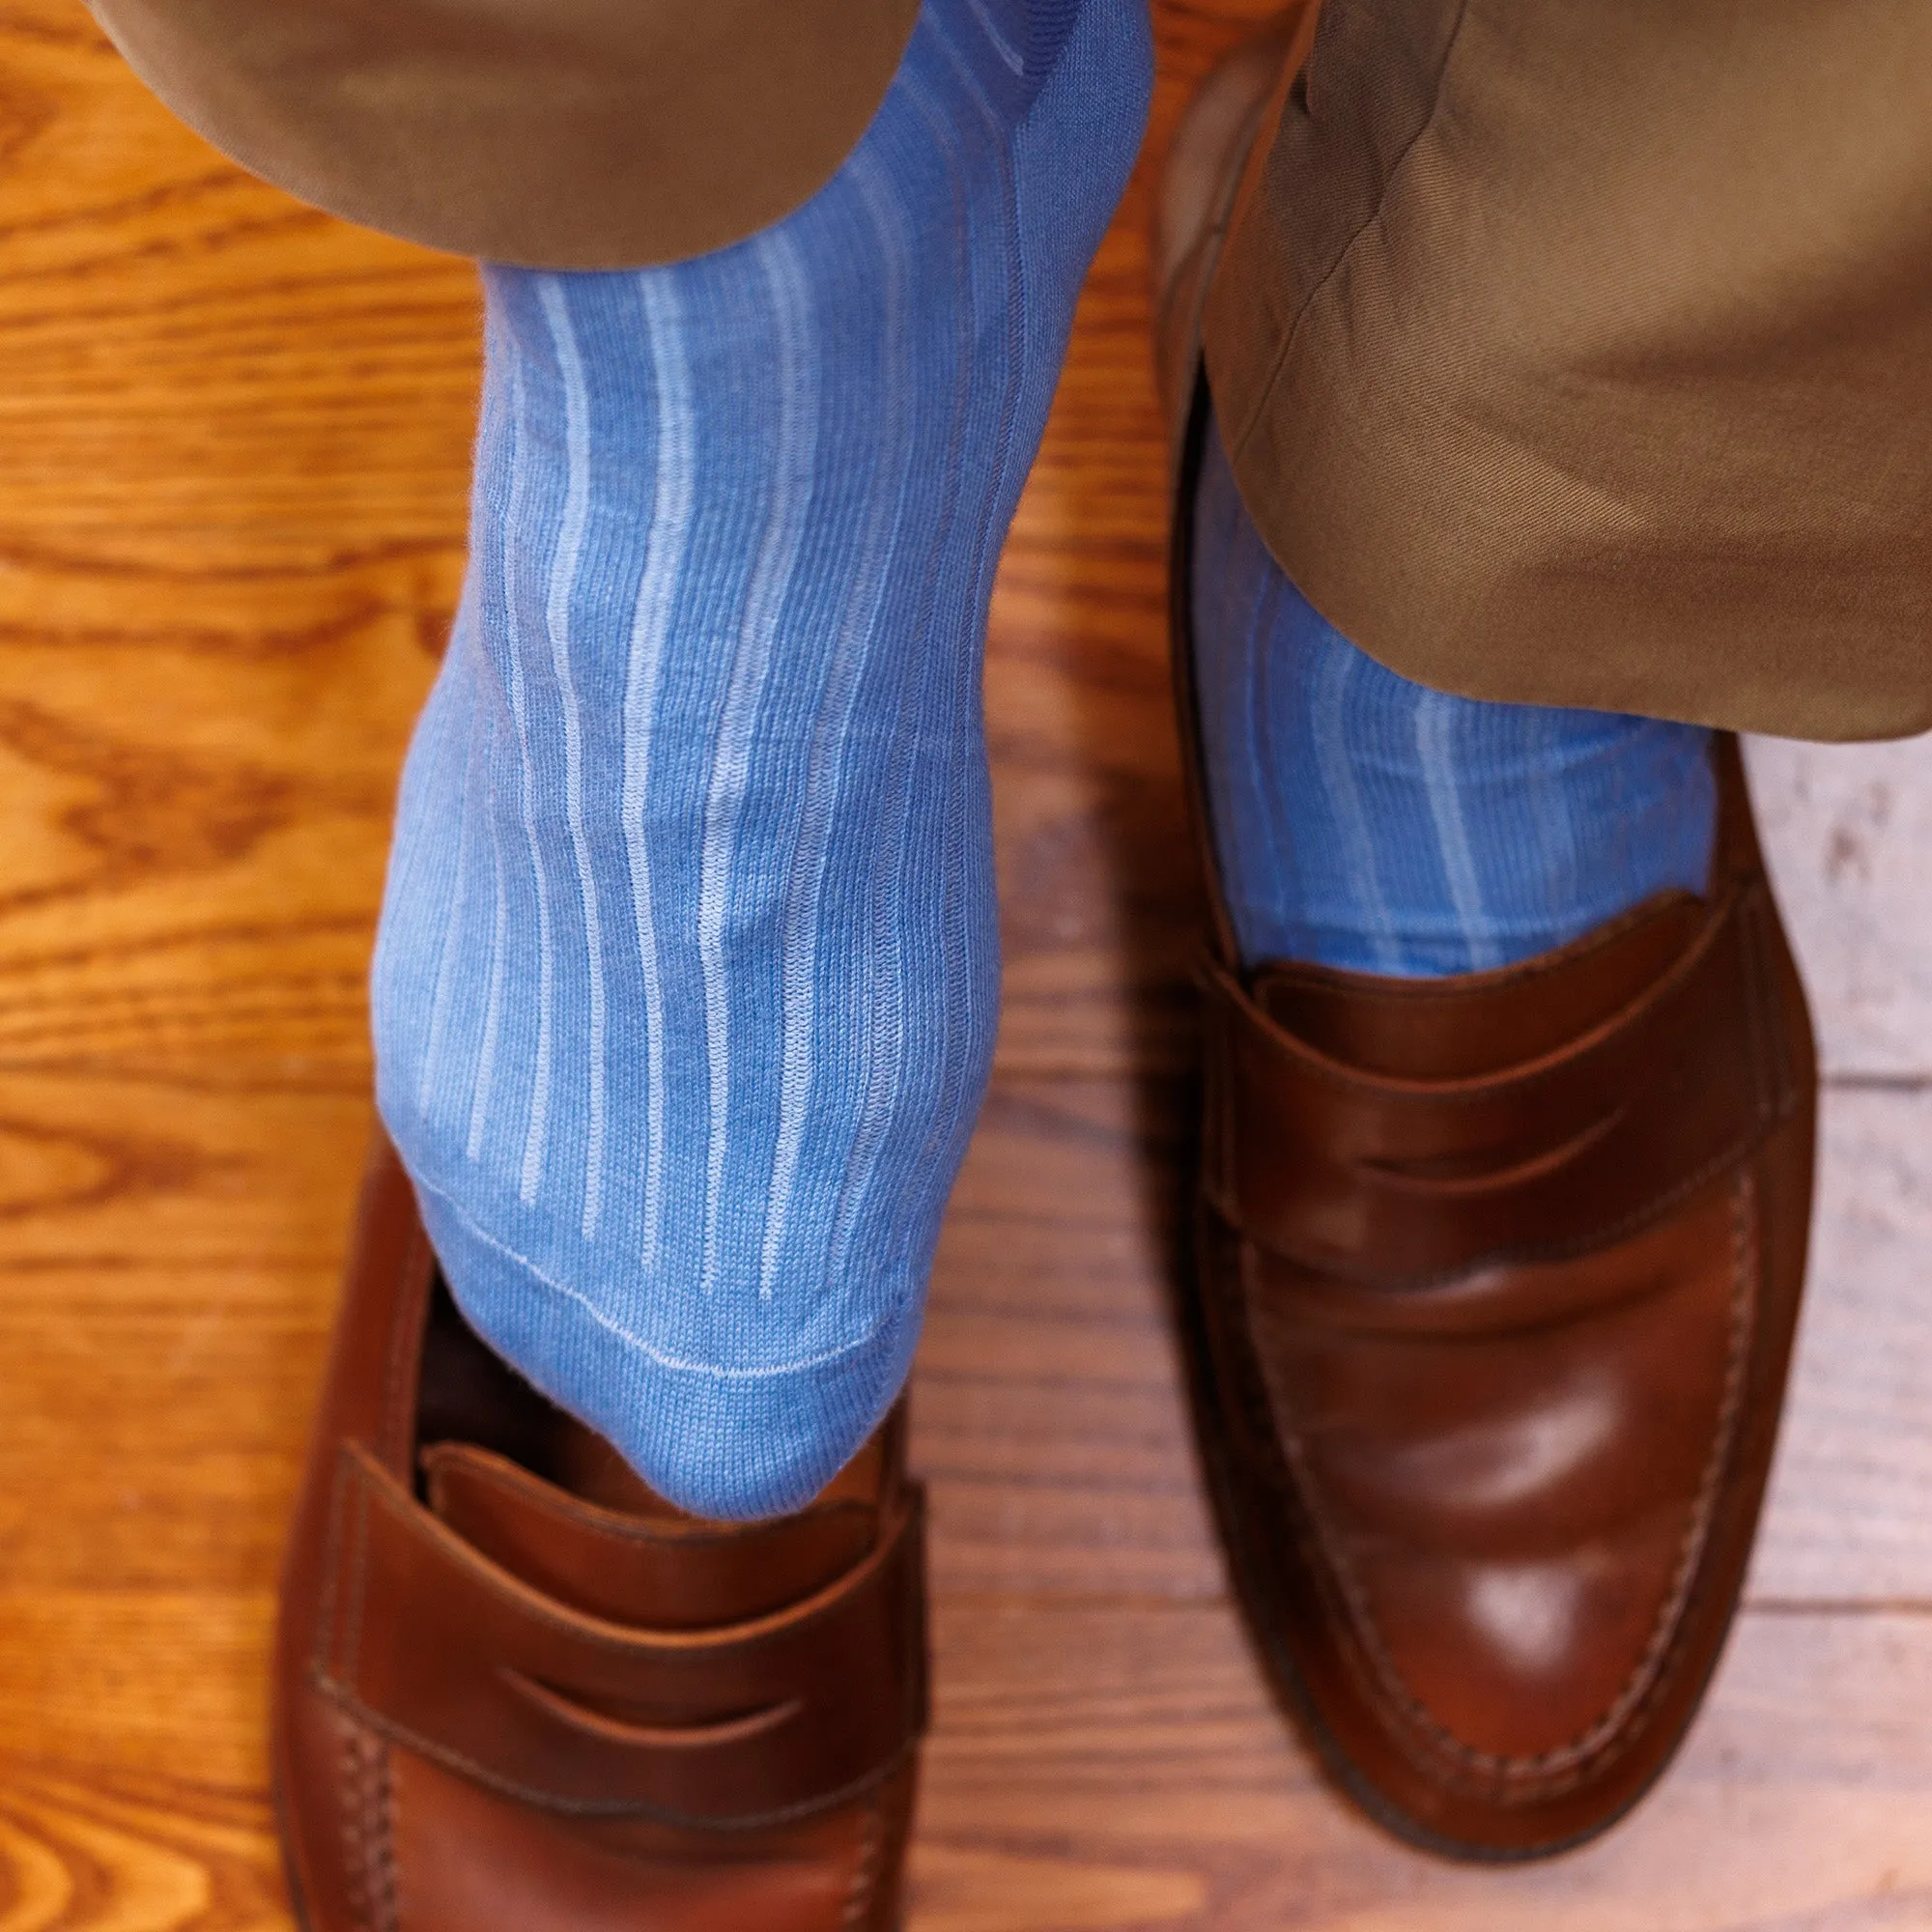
[
  {"xmin": 273, "ymin": 1136, "xmax": 925, "ymax": 1929},
  {"xmin": 1157, "ymin": 24, "xmax": 1819, "ymax": 1861}
]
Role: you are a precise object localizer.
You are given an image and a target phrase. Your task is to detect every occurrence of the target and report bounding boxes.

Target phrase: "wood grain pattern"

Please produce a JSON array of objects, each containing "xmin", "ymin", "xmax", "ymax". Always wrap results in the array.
[
  {"xmin": 1747, "ymin": 734, "xmax": 1932, "ymax": 1079},
  {"xmin": 0, "ymin": 0, "xmax": 1927, "ymax": 1926}
]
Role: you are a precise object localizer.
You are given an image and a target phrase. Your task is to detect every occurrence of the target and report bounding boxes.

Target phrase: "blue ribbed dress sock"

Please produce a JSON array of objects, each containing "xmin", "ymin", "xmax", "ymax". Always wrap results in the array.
[
  {"xmin": 1191, "ymin": 413, "xmax": 1719, "ymax": 976},
  {"xmin": 370, "ymin": 0, "xmax": 1151, "ymax": 1520}
]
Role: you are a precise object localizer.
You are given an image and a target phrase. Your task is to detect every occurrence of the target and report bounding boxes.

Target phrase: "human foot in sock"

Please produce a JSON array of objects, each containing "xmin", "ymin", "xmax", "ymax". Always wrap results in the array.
[
  {"xmin": 1157, "ymin": 26, "xmax": 1816, "ymax": 1861},
  {"xmin": 369, "ymin": 0, "xmax": 1151, "ymax": 1520}
]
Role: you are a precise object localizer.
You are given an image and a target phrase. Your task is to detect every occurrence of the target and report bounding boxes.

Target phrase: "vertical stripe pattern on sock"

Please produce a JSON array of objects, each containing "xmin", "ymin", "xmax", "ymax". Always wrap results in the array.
[
  {"xmin": 499, "ymin": 355, "xmax": 559, "ymax": 1202},
  {"xmin": 696, "ymin": 233, "xmax": 817, "ymax": 1300},
  {"xmin": 761, "ymin": 152, "xmax": 913, "ymax": 1300},
  {"xmin": 368, "ymin": 0, "xmax": 1155, "ymax": 1518},
  {"xmin": 534, "ymin": 281, "xmax": 611, "ymax": 1234},
  {"xmin": 620, "ymin": 276, "xmax": 689, "ymax": 1274},
  {"xmin": 1413, "ymin": 689, "xmax": 1499, "ymax": 973}
]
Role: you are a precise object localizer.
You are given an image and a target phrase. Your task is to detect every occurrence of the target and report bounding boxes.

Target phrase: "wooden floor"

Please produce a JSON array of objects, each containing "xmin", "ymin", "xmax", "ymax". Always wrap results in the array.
[{"xmin": 3, "ymin": 4, "xmax": 1930, "ymax": 1925}]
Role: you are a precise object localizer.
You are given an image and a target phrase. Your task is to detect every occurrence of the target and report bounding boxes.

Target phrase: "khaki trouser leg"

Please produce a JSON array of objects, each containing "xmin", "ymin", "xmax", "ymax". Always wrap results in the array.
[
  {"xmin": 83, "ymin": 0, "xmax": 920, "ymax": 267},
  {"xmin": 1205, "ymin": 0, "xmax": 1932, "ymax": 741}
]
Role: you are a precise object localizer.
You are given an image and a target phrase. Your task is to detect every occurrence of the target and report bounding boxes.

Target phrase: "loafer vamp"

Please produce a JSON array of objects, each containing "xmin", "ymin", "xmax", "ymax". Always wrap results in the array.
[
  {"xmin": 1190, "ymin": 998, "xmax": 1812, "ymax": 1859},
  {"xmin": 1248, "ymin": 1173, "xmax": 1755, "ymax": 1771},
  {"xmin": 272, "ymin": 1139, "xmax": 924, "ymax": 1931},
  {"xmin": 383, "ymin": 1751, "xmax": 915, "ymax": 1932}
]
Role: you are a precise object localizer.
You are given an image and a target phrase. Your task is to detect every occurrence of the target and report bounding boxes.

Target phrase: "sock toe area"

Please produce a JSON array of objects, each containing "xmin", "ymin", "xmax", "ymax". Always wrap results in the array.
[{"xmin": 412, "ymin": 1175, "xmax": 923, "ymax": 1522}]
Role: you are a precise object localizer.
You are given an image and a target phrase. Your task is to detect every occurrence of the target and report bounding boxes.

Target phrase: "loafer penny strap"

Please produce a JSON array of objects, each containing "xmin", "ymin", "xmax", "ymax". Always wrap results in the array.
[
  {"xmin": 313, "ymin": 1441, "xmax": 927, "ymax": 1826},
  {"xmin": 1201, "ymin": 880, "xmax": 1797, "ymax": 1283}
]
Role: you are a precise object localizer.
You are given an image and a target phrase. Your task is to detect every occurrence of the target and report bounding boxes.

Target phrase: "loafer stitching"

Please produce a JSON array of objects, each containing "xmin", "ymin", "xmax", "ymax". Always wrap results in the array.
[
  {"xmin": 341, "ymin": 1727, "xmax": 399, "ymax": 1932},
  {"xmin": 841, "ymin": 1791, "xmax": 885, "ymax": 1929}
]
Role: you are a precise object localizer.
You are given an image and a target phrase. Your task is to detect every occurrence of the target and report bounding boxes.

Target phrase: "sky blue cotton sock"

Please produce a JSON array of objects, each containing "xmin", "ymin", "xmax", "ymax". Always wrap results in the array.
[
  {"xmin": 370, "ymin": 0, "xmax": 1151, "ymax": 1520},
  {"xmin": 1191, "ymin": 412, "xmax": 1719, "ymax": 976}
]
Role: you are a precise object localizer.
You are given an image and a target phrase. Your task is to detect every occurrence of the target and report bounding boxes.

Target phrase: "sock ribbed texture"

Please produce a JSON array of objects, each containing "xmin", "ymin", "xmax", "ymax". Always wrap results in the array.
[
  {"xmin": 372, "ymin": 0, "xmax": 1151, "ymax": 1520},
  {"xmin": 1192, "ymin": 413, "xmax": 1719, "ymax": 976}
]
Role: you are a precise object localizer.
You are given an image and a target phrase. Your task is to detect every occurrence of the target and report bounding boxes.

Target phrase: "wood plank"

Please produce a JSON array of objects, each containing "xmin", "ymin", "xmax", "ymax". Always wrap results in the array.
[
  {"xmin": 0, "ymin": 3, "xmax": 457, "ymax": 1142},
  {"xmin": 0, "ymin": 1762, "xmax": 285, "ymax": 1932},
  {"xmin": 1747, "ymin": 734, "xmax": 1932, "ymax": 1081},
  {"xmin": 4, "ymin": 1604, "xmax": 1928, "ymax": 1932},
  {"xmin": 0, "ymin": 1592, "xmax": 273, "ymax": 1779},
  {"xmin": 920, "ymin": 1073, "xmax": 1226, "ymax": 1601},
  {"xmin": 912, "ymin": 1601, "xmax": 1932, "ymax": 1931},
  {"xmin": 1750, "ymin": 1086, "xmax": 1932, "ymax": 1604}
]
